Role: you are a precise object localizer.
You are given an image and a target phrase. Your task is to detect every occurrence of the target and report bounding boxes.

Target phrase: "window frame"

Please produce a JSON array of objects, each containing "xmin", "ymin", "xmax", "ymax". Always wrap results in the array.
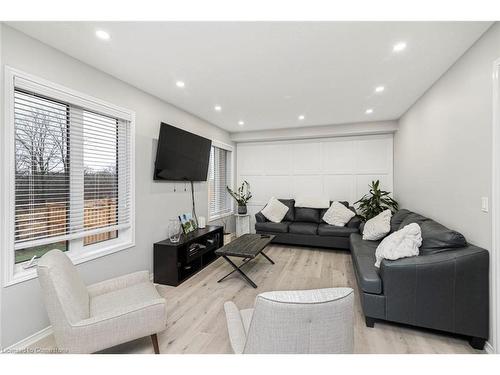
[
  {"xmin": 208, "ymin": 140, "xmax": 234, "ymax": 222},
  {"xmin": 2, "ymin": 67, "xmax": 136, "ymax": 287}
]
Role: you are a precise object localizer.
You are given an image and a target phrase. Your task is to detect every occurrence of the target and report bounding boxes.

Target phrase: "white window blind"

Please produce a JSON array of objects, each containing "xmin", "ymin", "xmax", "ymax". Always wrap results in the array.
[
  {"xmin": 208, "ymin": 146, "xmax": 232, "ymax": 219},
  {"xmin": 13, "ymin": 88, "xmax": 132, "ymax": 251}
]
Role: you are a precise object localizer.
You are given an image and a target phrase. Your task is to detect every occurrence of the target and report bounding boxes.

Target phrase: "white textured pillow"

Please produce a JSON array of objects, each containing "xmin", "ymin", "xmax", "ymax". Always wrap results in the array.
[
  {"xmin": 261, "ymin": 197, "xmax": 289, "ymax": 223},
  {"xmin": 295, "ymin": 196, "xmax": 330, "ymax": 209},
  {"xmin": 375, "ymin": 223, "xmax": 422, "ymax": 268},
  {"xmin": 363, "ymin": 210, "xmax": 392, "ymax": 241},
  {"xmin": 322, "ymin": 201, "xmax": 355, "ymax": 227}
]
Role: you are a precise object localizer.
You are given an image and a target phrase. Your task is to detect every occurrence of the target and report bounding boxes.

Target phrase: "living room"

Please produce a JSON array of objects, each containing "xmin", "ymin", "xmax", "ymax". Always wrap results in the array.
[{"xmin": 1, "ymin": 1, "xmax": 500, "ymax": 373}]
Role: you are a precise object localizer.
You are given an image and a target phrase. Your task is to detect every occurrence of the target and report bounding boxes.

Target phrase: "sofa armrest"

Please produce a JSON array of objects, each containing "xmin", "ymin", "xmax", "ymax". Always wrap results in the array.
[
  {"xmin": 87, "ymin": 270, "xmax": 150, "ymax": 297},
  {"xmin": 379, "ymin": 246, "xmax": 489, "ymax": 339},
  {"xmin": 255, "ymin": 211, "xmax": 267, "ymax": 223}
]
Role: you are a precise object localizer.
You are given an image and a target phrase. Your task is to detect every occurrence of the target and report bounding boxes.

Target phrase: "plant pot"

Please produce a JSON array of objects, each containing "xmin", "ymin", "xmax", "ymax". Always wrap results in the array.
[{"xmin": 238, "ymin": 205, "xmax": 247, "ymax": 214}]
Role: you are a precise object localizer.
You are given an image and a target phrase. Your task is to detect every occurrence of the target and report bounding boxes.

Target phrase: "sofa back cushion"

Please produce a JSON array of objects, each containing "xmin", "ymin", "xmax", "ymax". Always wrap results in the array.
[
  {"xmin": 398, "ymin": 211, "xmax": 467, "ymax": 254},
  {"xmin": 279, "ymin": 199, "xmax": 295, "ymax": 222},
  {"xmin": 390, "ymin": 209, "xmax": 412, "ymax": 233},
  {"xmin": 295, "ymin": 207, "xmax": 321, "ymax": 223}
]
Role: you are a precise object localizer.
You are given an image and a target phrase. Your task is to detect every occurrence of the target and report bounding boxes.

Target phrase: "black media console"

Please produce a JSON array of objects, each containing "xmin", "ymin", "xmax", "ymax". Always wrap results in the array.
[{"xmin": 153, "ymin": 225, "xmax": 224, "ymax": 286}]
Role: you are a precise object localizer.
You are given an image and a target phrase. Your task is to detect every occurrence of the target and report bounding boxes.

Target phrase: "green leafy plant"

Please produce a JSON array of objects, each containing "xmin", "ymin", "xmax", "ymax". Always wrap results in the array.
[
  {"xmin": 227, "ymin": 180, "xmax": 252, "ymax": 206},
  {"xmin": 355, "ymin": 180, "xmax": 398, "ymax": 221}
]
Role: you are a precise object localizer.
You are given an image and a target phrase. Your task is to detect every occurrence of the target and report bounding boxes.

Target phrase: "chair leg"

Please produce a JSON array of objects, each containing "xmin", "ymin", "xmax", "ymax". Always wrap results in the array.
[{"xmin": 151, "ymin": 334, "xmax": 160, "ymax": 354}]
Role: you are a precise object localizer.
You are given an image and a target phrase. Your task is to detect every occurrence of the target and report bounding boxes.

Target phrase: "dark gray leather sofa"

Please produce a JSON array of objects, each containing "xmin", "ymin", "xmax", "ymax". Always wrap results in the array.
[
  {"xmin": 350, "ymin": 209, "xmax": 489, "ymax": 349},
  {"xmin": 255, "ymin": 199, "xmax": 361, "ymax": 249}
]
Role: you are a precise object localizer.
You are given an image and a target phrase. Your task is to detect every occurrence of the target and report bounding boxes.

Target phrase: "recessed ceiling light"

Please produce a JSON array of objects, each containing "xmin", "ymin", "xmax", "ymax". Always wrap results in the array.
[
  {"xmin": 393, "ymin": 42, "xmax": 407, "ymax": 52},
  {"xmin": 365, "ymin": 108, "xmax": 374, "ymax": 114},
  {"xmin": 214, "ymin": 105, "xmax": 222, "ymax": 112},
  {"xmin": 176, "ymin": 81, "xmax": 185, "ymax": 88},
  {"xmin": 95, "ymin": 30, "xmax": 111, "ymax": 41},
  {"xmin": 238, "ymin": 121, "xmax": 245, "ymax": 126},
  {"xmin": 375, "ymin": 86, "xmax": 385, "ymax": 93},
  {"xmin": 298, "ymin": 115, "xmax": 305, "ymax": 120}
]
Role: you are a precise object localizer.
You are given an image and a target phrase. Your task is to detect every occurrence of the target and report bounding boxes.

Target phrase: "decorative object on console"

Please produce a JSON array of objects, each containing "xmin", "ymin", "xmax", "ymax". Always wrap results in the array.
[
  {"xmin": 322, "ymin": 201, "xmax": 356, "ymax": 226},
  {"xmin": 168, "ymin": 218, "xmax": 182, "ymax": 243},
  {"xmin": 198, "ymin": 216, "xmax": 206, "ymax": 229},
  {"xmin": 355, "ymin": 180, "xmax": 399, "ymax": 220},
  {"xmin": 179, "ymin": 213, "xmax": 197, "ymax": 234},
  {"xmin": 261, "ymin": 197, "xmax": 289, "ymax": 223},
  {"xmin": 374, "ymin": 223, "xmax": 422, "ymax": 267},
  {"xmin": 362, "ymin": 209, "xmax": 392, "ymax": 240},
  {"xmin": 294, "ymin": 195, "xmax": 330, "ymax": 209},
  {"xmin": 227, "ymin": 180, "xmax": 252, "ymax": 214}
]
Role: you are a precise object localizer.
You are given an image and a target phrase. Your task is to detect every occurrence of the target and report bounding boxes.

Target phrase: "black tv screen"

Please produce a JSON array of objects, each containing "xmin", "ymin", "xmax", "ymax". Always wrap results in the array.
[{"xmin": 154, "ymin": 123, "xmax": 212, "ymax": 181}]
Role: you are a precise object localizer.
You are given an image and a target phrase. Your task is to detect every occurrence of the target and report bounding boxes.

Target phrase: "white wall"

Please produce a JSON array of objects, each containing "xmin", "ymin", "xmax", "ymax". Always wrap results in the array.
[
  {"xmin": 394, "ymin": 22, "xmax": 499, "ymax": 351},
  {"xmin": 0, "ymin": 25, "xmax": 234, "ymax": 347},
  {"xmin": 237, "ymin": 134, "xmax": 394, "ymax": 229}
]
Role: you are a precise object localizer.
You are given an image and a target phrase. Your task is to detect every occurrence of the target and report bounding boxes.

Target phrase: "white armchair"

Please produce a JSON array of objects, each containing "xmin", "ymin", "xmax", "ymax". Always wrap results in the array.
[
  {"xmin": 37, "ymin": 250, "xmax": 167, "ymax": 354},
  {"xmin": 224, "ymin": 287, "xmax": 354, "ymax": 354}
]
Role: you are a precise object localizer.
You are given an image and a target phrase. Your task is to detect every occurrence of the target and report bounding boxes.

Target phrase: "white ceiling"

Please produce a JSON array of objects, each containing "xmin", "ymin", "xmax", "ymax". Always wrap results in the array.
[{"xmin": 8, "ymin": 21, "xmax": 492, "ymax": 133}]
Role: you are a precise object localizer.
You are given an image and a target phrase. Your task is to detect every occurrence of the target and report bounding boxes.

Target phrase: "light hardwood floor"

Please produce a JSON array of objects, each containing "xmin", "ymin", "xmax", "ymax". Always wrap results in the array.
[{"xmin": 32, "ymin": 244, "xmax": 481, "ymax": 354}]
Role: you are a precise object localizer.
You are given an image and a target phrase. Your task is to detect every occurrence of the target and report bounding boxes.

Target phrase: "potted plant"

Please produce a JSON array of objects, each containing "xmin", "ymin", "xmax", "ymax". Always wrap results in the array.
[
  {"xmin": 355, "ymin": 180, "xmax": 399, "ymax": 221},
  {"xmin": 227, "ymin": 181, "xmax": 252, "ymax": 214}
]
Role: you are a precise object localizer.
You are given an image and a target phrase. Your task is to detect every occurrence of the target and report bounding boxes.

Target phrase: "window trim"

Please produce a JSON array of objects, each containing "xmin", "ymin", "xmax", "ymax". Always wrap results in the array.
[
  {"xmin": 2, "ymin": 67, "xmax": 136, "ymax": 287},
  {"xmin": 208, "ymin": 140, "xmax": 234, "ymax": 222}
]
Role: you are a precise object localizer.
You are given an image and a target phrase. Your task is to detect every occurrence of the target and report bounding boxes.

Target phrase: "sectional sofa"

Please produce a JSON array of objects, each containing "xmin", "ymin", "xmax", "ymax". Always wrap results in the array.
[
  {"xmin": 255, "ymin": 199, "xmax": 362, "ymax": 249},
  {"xmin": 350, "ymin": 209, "xmax": 489, "ymax": 350},
  {"xmin": 255, "ymin": 201, "xmax": 490, "ymax": 350}
]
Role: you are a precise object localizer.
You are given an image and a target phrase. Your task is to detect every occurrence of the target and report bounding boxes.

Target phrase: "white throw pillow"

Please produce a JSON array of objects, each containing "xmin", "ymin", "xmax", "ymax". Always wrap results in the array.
[
  {"xmin": 322, "ymin": 201, "xmax": 355, "ymax": 227},
  {"xmin": 363, "ymin": 209, "xmax": 392, "ymax": 241},
  {"xmin": 375, "ymin": 223, "xmax": 422, "ymax": 268},
  {"xmin": 295, "ymin": 195, "xmax": 330, "ymax": 209},
  {"xmin": 261, "ymin": 197, "xmax": 289, "ymax": 223}
]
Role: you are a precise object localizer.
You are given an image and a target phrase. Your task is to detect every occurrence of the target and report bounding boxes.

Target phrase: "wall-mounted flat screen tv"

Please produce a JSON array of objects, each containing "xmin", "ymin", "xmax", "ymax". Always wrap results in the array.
[{"xmin": 154, "ymin": 123, "xmax": 212, "ymax": 181}]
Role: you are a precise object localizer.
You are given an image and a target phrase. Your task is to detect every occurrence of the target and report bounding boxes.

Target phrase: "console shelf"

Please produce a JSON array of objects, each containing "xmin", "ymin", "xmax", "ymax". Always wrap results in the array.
[{"xmin": 153, "ymin": 225, "xmax": 224, "ymax": 286}]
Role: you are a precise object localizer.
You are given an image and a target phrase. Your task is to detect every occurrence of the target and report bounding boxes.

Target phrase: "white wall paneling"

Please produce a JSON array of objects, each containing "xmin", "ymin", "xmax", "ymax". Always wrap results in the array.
[{"xmin": 237, "ymin": 134, "xmax": 393, "ymax": 231}]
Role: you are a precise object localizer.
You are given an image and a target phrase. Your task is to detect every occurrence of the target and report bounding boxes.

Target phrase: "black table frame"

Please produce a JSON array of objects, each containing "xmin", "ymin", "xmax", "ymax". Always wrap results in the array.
[{"xmin": 217, "ymin": 250, "xmax": 275, "ymax": 288}]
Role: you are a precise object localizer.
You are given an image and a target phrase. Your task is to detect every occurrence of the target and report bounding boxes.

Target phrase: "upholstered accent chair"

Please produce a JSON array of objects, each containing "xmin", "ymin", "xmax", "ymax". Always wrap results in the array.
[
  {"xmin": 224, "ymin": 287, "xmax": 354, "ymax": 354},
  {"xmin": 37, "ymin": 250, "xmax": 167, "ymax": 354}
]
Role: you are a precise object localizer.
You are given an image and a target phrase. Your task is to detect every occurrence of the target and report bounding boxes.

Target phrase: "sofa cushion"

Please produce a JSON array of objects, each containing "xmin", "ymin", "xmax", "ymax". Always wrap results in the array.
[
  {"xmin": 318, "ymin": 224, "xmax": 358, "ymax": 237},
  {"xmin": 289, "ymin": 222, "xmax": 318, "ymax": 235},
  {"xmin": 349, "ymin": 234, "xmax": 382, "ymax": 294},
  {"xmin": 390, "ymin": 209, "xmax": 412, "ymax": 233},
  {"xmin": 255, "ymin": 221, "xmax": 290, "ymax": 233},
  {"xmin": 294, "ymin": 207, "xmax": 321, "ymax": 223},
  {"xmin": 398, "ymin": 212, "xmax": 467, "ymax": 253},
  {"xmin": 278, "ymin": 199, "xmax": 295, "ymax": 222}
]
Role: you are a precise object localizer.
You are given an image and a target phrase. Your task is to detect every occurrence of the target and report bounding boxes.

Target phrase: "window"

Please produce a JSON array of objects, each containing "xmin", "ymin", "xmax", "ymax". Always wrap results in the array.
[
  {"xmin": 208, "ymin": 144, "xmax": 233, "ymax": 220},
  {"xmin": 3, "ymin": 68, "xmax": 135, "ymax": 284}
]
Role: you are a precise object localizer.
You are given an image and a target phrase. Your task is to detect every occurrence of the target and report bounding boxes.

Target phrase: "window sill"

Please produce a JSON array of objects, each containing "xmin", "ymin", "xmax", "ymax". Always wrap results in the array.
[{"xmin": 4, "ymin": 239, "xmax": 135, "ymax": 287}]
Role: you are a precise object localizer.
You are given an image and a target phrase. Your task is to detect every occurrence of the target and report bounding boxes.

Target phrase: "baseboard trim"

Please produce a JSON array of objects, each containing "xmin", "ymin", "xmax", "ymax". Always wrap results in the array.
[
  {"xmin": 4, "ymin": 325, "xmax": 53, "ymax": 352},
  {"xmin": 485, "ymin": 341, "xmax": 495, "ymax": 354}
]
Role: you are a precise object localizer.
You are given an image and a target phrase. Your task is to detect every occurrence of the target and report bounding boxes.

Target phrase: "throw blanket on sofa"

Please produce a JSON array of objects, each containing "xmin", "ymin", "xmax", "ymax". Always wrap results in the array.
[{"xmin": 375, "ymin": 223, "xmax": 422, "ymax": 267}]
